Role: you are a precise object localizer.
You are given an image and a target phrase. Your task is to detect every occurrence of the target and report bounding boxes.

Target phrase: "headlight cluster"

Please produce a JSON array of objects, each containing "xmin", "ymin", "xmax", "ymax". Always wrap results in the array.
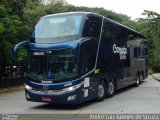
[
  {"xmin": 24, "ymin": 84, "xmax": 32, "ymax": 90},
  {"xmin": 24, "ymin": 81, "xmax": 84, "ymax": 94},
  {"xmin": 63, "ymin": 82, "xmax": 84, "ymax": 92}
]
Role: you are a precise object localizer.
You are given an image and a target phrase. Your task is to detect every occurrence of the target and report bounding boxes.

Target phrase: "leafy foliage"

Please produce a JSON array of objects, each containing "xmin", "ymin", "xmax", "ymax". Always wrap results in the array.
[
  {"xmin": 0, "ymin": 4, "xmax": 21, "ymax": 64},
  {"xmin": 0, "ymin": 0, "xmax": 159, "ymax": 71},
  {"xmin": 137, "ymin": 10, "xmax": 160, "ymax": 71}
]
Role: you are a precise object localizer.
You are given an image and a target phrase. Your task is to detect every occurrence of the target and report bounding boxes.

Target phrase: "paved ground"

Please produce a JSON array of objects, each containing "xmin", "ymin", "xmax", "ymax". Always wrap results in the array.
[{"xmin": 0, "ymin": 75, "xmax": 160, "ymax": 118}]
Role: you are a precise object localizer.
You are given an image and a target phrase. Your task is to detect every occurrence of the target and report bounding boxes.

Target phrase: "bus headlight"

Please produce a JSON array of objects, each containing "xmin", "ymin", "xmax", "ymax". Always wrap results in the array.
[
  {"xmin": 25, "ymin": 84, "xmax": 32, "ymax": 90},
  {"xmin": 66, "ymin": 86, "xmax": 74, "ymax": 91},
  {"xmin": 63, "ymin": 82, "xmax": 84, "ymax": 92},
  {"xmin": 63, "ymin": 86, "xmax": 76, "ymax": 92}
]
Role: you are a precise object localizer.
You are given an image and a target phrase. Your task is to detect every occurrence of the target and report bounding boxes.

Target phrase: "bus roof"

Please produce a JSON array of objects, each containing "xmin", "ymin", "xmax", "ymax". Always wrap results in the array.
[
  {"xmin": 42, "ymin": 12, "xmax": 146, "ymax": 39},
  {"xmin": 43, "ymin": 11, "xmax": 103, "ymax": 18}
]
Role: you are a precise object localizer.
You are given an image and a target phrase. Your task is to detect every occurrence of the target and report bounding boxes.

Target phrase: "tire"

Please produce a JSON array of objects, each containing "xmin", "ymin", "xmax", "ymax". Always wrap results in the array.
[
  {"xmin": 96, "ymin": 81, "xmax": 107, "ymax": 101},
  {"xmin": 139, "ymin": 74, "xmax": 143, "ymax": 84},
  {"xmin": 106, "ymin": 79, "xmax": 116, "ymax": 98},
  {"xmin": 135, "ymin": 74, "xmax": 140, "ymax": 87}
]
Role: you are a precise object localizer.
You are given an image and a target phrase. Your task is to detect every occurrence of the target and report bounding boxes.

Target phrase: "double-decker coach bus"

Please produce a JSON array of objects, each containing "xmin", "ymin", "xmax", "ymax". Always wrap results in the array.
[{"xmin": 14, "ymin": 12, "xmax": 148, "ymax": 104}]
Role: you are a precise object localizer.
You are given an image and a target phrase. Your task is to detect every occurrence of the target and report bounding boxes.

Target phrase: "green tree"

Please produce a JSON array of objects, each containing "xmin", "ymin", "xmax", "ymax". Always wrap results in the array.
[
  {"xmin": 0, "ymin": 0, "xmax": 139, "ymax": 65},
  {"xmin": 138, "ymin": 10, "xmax": 160, "ymax": 71}
]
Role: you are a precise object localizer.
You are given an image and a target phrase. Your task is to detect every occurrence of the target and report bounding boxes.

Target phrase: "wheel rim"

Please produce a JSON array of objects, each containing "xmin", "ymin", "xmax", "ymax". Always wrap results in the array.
[
  {"xmin": 98, "ymin": 84, "xmax": 104, "ymax": 98},
  {"xmin": 136, "ymin": 77, "xmax": 139, "ymax": 84},
  {"xmin": 108, "ymin": 81, "xmax": 114, "ymax": 94}
]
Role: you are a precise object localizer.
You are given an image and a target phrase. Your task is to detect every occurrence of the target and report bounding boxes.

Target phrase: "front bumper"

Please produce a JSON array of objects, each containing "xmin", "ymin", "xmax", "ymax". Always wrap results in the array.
[
  {"xmin": 24, "ymin": 79, "xmax": 95, "ymax": 104},
  {"xmin": 25, "ymin": 88, "xmax": 84, "ymax": 104}
]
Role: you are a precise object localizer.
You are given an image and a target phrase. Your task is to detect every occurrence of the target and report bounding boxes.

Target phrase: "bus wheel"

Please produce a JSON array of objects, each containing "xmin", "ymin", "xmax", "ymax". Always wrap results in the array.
[
  {"xmin": 140, "ymin": 72, "xmax": 144, "ymax": 84},
  {"xmin": 106, "ymin": 79, "xmax": 115, "ymax": 97},
  {"xmin": 96, "ymin": 81, "xmax": 106, "ymax": 101},
  {"xmin": 135, "ymin": 74, "xmax": 140, "ymax": 87}
]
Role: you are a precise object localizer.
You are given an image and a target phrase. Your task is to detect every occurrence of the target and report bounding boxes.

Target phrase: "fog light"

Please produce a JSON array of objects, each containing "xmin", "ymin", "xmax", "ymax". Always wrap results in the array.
[
  {"xmin": 67, "ymin": 95, "xmax": 76, "ymax": 101},
  {"xmin": 26, "ymin": 93, "xmax": 30, "ymax": 99}
]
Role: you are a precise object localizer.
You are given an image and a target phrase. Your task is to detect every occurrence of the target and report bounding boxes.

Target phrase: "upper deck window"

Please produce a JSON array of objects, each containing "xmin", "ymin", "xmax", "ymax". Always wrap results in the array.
[
  {"xmin": 82, "ymin": 16, "xmax": 102, "ymax": 38},
  {"xmin": 102, "ymin": 20, "xmax": 119, "ymax": 42},
  {"xmin": 31, "ymin": 14, "xmax": 82, "ymax": 43}
]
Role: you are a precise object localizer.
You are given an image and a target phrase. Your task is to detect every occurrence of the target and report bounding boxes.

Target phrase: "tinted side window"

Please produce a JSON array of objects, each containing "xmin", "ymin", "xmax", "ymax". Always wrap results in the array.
[
  {"xmin": 134, "ymin": 47, "xmax": 141, "ymax": 59},
  {"xmin": 137, "ymin": 47, "xmax": 141, "ymax": 58},
  {"xmin": 83, "ymin": 16, "xmax": 102, "ymax": 38},
  {"xmin": 102, "ymin": 21, "xmax": 119, "ymax": 42},
  {"xmin": 119, "ymin": 27, "xmax": 129, "ymax": 41},
  {"xmin": 134, "ymin": 47, "xmax": 138, "ymax": 58},
  {"xmin": 144, "ymin": 48, "xmax": 148, "ymax": 57},
  {"xmin": 79, "ymin": 40, "xmax": 98, "ymax": 75},
  {"xmin": 141, "ymin": 47, "xmax": 145, "ymax": 58}
]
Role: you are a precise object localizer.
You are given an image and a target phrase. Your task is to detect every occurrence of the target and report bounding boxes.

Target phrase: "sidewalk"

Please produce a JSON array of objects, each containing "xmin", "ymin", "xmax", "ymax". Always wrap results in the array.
[
  {"xmin": 0, "ymin": 85, "xmax": 24, "ymax": 94},
  {"xmin": 152, "ymin": 73, "xmax": 160, "ymax": 81}
]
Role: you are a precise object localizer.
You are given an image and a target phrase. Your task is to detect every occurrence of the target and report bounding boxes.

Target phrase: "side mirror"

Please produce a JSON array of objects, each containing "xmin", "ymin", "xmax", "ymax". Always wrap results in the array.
[{"xmin": 13, "ymin": 41, "xmax": 29, "ymax": 57}]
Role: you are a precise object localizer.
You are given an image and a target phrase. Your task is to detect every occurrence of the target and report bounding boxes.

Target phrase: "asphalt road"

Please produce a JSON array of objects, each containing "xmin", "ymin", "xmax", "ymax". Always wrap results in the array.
[{"xmin": 0, "ymin": 75, "xmax": 160, "ymax": 116}]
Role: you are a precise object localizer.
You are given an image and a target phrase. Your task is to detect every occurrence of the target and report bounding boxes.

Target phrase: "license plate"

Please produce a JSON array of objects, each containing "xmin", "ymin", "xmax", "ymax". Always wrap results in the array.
[{"xmin": 42, "ymin": 97, "xmax": 51, "ymax": 102}]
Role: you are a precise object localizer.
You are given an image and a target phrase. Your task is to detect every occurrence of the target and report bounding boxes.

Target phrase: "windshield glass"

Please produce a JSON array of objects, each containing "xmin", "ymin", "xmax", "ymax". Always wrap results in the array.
[
  {"xmin": 27, "ymin": 49, "xmax": 78, "ymax": 82},
  {"xmin": 31, "ymin": 14, "xmax": 82, "ymax": 43}
]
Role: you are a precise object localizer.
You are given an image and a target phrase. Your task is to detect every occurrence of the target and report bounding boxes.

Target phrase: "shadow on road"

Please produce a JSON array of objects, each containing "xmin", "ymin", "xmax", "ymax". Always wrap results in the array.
[
  {"xmin": 116, "ymin": 80, "xmax": 147, "ymax": 95},
  {"xmin": 32, "ymin": 99, "xmax": 96, "ymax": 110}
]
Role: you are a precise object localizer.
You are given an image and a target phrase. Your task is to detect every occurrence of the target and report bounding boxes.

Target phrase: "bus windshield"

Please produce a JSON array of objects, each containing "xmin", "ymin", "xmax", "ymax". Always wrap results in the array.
[
  {"xmin": 27, "ymin": 49, "xmax": 78, "ymax": 82},
  {"xmin": 31, "ymin": 14, "xmax": 82, "ymax": 43}
]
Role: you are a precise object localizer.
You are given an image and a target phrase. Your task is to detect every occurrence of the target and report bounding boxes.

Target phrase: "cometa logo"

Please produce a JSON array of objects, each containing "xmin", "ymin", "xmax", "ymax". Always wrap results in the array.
[{"xmin": 113, "ymin": 44, "xmax": 127, "ymax": 60}]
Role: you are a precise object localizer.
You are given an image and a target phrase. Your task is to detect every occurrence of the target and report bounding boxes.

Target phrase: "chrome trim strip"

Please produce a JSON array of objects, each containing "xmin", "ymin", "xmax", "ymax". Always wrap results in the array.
[
  {"xmin": 26, "ymin": 81, "xmax": 84, "ymax": 95},
  {"xmin": 94, "ymin": 16, "xmax": 104, "ymax": 69},
  {"xmin": 28, "ymin": 89, "xmax": 65, "ymax": 95}
]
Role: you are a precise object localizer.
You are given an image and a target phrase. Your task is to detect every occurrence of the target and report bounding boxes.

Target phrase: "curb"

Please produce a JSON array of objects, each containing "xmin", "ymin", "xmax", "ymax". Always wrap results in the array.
[
  {"xmin": 149, "ymin": 70, "xmax": 160, "ymax": 81},
  {"xmin": 0, "ymin": 85, "xmax": 24, "ymax": 94}
]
